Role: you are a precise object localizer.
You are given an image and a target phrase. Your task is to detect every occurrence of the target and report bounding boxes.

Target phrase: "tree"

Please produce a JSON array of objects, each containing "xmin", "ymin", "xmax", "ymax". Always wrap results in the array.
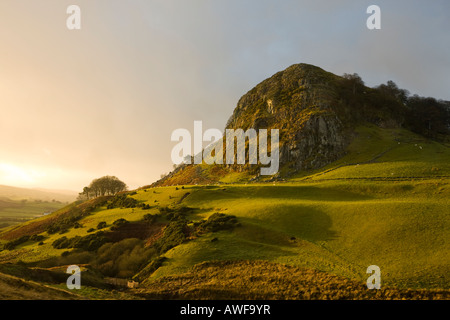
[
  {"xmin": 342, "ymin": 73, "xmax": 364, "ymax": 95},
  {"xmin": 406, "ymin": 95, "xmax": 450, "ymax": 138},
  {"xmin": 376, "ymin": 80, "xmax": 410, "ymax": 105},
  {"xmin": 79, "ymin": 176, "xmax": 127, "ymax": 200}
]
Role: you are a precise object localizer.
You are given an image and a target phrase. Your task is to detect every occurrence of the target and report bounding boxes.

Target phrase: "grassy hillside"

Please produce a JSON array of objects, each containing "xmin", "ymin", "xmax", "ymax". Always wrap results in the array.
[
  {"xmin": 137, "ymin": 260, "xmax": 449, "ymax": 300},
  {"xmin": 296, "ymin": 125, "xmax": 450, "ymax": 181},
  {"xmin": 0, "ymin": 271, "xmax": 80, "ymax": 300},
  {"xmin": 0, "ymin": 125, "xmax": 448, "ymax": 299},
  {"xmin": 143, "ymin": 181, "xmax": 448, "ymax": 290}
]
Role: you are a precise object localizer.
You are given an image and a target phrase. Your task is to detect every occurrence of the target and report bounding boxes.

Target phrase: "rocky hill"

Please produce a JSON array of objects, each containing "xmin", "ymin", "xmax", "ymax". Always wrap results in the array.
[
  {"xmin": 154, "ymin": 63, "xmax": 448, "ymax": 186},
  {"xmin": 225, "ymin": 63, "xmax": 352, "ymax": 172}
]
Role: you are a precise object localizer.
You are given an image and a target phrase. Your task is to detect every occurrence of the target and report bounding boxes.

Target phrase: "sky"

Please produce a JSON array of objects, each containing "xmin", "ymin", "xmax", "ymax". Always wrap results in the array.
[{"xmin": 0, "ymin": 0, "xmax": 449, "ymax": 191}]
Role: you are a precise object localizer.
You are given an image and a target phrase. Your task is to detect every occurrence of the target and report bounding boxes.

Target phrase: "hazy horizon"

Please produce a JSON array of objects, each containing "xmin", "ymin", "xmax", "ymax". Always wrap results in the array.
[{"xmin": 1, "ymin": 0, "xmax": 449, "ymax": 192}]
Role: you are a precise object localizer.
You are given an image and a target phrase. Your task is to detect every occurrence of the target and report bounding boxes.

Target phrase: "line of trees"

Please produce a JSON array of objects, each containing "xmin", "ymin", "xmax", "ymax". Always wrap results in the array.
[
  {"xmin": 339, "ymin": 74, "xmax": 450, "ymax": 139},
  {"xmin": 405, "ymin": 94, "xmax": 450, "ymax": 138},
  {"xmin": 78, "ymin": 176, "xmax": 127, "ymax": 200},
  {"xmin": 376, "ymin": 80, "xmax": 450, "ymax": 138}
]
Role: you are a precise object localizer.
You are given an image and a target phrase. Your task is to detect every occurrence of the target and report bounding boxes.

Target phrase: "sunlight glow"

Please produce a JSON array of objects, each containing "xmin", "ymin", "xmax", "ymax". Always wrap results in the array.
[{"xmin": 0, "ymin": 163, "xmax": 46, "ymax": 186}]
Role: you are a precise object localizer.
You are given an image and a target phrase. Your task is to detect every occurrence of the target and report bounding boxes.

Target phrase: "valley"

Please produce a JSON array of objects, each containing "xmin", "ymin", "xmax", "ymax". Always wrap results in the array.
[{"xmin": 0, "ymin": 186, "xmax": 76, "ymax": 230}]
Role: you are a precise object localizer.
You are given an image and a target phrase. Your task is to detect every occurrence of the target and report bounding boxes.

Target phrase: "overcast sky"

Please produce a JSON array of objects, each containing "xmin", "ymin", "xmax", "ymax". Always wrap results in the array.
[{"xmin": 0, "ymin": 0, "xmax": 449, "ymax": 191}]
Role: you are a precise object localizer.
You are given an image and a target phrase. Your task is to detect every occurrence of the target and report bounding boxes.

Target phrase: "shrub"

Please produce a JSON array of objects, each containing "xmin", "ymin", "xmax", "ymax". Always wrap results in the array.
[
  {"xmin": 97, "ymin": 221, "xmax": 107, "ymax": 230},
  {"xmin": 160, "ymin": 206, "xmax": 192, "ymax": 221},
  {"xmin": 178, "ymin": 206, "xmax": 193, "ymax": 214},
  {"xmin": 74, "ymin": 232, "xmax": 108, "ymax": 251},
  {"xmin": 196, "ymin": 213, "xmax": 239, "ymax": 233},
  {"xmin": 4, "ymin": 235, "xmax": 30, "ymax": 250},
  {"xmin": 110, "ymin": 218, "xmax": 129, "ymax": 230},
  {"xmin": 52, "ymin": 236, "xmax": 70, "ymax": 249},
  {"xmin": 94, "ymin": 238, "xmax": 156, "ymax": 278},
  {"xmin": 52, "ymin": 232, "xmax": 108, "ymax": 251},
  {"xmin": 61, "ymin": 251, "xmax": 71, "ymax": 257},
  {"xmin": 153, "ymin": 220, "xmax": 187, "ymax": 254},
  {"xmin": 30, "ymin": 234, "xmax": 45, "ymax": 242},
  {"xmin": 4, "ymin": 234, "xmax": 45, "ymax": 250},
  {"xmin": 158, "ymin": 206, "xmax": 173, "ymax": 214},
  {"xmin": 143, "ymin": 214, "xmax": 157, "ymax": 223},
  {"xmin": 107, "ymin": 194, "xmax": 138, "ymax": 209}
]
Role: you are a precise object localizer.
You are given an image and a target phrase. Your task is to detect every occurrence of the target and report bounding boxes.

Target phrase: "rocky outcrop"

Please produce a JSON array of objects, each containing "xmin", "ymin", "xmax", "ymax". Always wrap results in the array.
[
  {"xmin": 281, "ymin": 114, "xmax": 348, "ymax": 170},
  {"xmin": 225, "ymin": 63, "xmax": 351, "ymax": 171}
]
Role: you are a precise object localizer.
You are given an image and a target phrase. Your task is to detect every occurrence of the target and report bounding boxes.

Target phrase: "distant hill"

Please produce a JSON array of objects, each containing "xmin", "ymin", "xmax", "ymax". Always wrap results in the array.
[{"xmin": 0, "ymin": 185, "xmax": 77, "ymax": 203}]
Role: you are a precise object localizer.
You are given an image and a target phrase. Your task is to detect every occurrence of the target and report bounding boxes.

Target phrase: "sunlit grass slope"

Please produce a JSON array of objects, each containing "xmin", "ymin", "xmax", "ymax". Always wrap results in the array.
[
  {"xmin": 297, "ymin": 124, "xmax": 450, "ymax": 181},
  {"xmin": 0, "ymin": 125, "xmax": 448, "ymax": 292},
  {"xmin": 145, "ymin": 181, "xmax": 449, "ymax": 290}
]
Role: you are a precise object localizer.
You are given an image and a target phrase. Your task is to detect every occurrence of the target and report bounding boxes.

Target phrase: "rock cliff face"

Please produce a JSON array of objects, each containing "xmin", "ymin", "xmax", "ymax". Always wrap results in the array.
[
  {"xmin": 281, "ymin": 114, "xmax": 348, "ymax": 170},
  {"xmin": 225, "ymin": 63, "xmax": 351, "ymax": 171}
]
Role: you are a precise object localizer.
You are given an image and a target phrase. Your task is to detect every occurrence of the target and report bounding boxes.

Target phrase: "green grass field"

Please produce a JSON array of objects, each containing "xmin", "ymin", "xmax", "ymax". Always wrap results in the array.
[{"xmin": 144, "ymin": 181, "xmax": 449, "ymax": 289}]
